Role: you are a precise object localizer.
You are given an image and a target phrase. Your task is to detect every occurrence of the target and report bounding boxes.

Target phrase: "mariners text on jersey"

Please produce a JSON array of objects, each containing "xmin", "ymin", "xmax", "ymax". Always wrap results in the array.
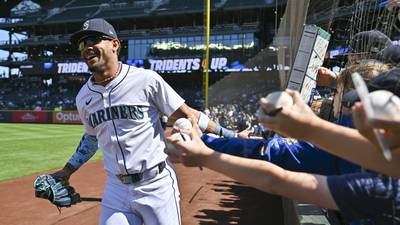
[{"xmin": 88, "ymin": 105, "xmax": 144, "ymax": 128}]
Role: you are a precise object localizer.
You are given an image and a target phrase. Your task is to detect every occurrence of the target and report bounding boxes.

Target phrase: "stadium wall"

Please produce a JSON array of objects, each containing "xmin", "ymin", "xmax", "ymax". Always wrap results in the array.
[{"xmin": 0, "ymin": 110, "xmax": 82, "ymax": 124}]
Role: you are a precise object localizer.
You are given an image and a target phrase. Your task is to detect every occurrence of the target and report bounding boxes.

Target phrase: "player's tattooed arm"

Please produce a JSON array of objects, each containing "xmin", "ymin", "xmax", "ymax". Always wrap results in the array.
[
  {"xmin": 68, "ymin": 133, "xmax": 98, "ymax": 169},
  {"xmin": 52, "ymin": 134, "xmax": 98, "ymax": 181}
]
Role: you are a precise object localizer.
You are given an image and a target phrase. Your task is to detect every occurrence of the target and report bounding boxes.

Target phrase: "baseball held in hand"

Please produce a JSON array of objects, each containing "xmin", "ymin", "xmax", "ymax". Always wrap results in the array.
[
  {"xmin": 368, "ymin": 90, "xmax": 400, "ymax": 119},
  {"xmin": 165, "ymin": 132, "xmax": 191, "ymax": 154},
  {"xmin": 263, "ymin": 91, "xmax": 293, "ymax": 114},
  {"xmin": 173, "ymin": 118, "xmax": 193, "ymax": 131},
  {"xmin": 165, "ymin": 118, "xmax": 192, "ymax": 153}
]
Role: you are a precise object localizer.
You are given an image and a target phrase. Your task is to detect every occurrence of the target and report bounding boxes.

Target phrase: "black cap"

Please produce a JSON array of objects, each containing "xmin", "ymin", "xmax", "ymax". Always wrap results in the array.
[
  {"xmin": 369, "ymin": 68, "xmax": 400, "ymax": 96},
  {"xmin": 342, "ymin": 68, "xmax": 400, "ymax": 107},
  {"xmin": 70, "ymin": 18, "xmax": 118, "ymax": 44},
  {"xmin": 383, "ymin": 43, "xmax": 400, "ymax": 65}
]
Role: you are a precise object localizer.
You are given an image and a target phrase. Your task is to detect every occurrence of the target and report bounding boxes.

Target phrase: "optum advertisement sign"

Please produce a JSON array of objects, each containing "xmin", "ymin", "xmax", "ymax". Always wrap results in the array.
[{"xmin": 52, "ymin": 111, "xmax": 82, "ymax": 124}]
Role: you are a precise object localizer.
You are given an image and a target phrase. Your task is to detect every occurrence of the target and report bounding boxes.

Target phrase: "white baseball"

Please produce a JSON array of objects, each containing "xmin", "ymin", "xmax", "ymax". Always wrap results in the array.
[
  {"xmin": 368, "ymin": 90, "xmax": 400, "ymax": 118},
  {"xmin": 165, "ymin": 132, "xmax": 191, "ymax": 154},
  {"xmin": 263, "ymin": 91, "xmax": 294, "ymax": 113},
  {"xmin": 173, "ymin": 118, "xmax": 193, "ymax": 131},
  {"xmin": 166, "ymin": 118, "xmax": 192, "ymax": 154}
]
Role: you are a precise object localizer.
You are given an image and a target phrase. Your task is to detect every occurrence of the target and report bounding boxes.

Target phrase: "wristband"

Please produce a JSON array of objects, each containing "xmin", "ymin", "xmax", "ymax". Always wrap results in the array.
[
  {"xmin": 213, "ymin": 124, "xmax": 236, "ymax": 138},
  {"xmin": 198, "ymin": 112, "xmax": 210, "ymax": 132}
]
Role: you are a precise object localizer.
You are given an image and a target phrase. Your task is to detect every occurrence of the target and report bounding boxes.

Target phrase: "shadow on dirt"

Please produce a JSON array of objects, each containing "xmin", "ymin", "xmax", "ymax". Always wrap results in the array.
[{"xmin": 194, "ymin": 180, "xmax": 284, "ymax": 225}]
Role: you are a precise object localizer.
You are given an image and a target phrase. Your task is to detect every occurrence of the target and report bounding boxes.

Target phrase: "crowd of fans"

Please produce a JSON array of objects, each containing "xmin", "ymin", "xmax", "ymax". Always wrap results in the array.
[
  {"xmin": 165, "ymin": 26, "xmax": 400, "ymax": 225},
  {"xmin": 203, "ymin": 73, "xmax": 280, "ymax": 132},
  {"xmin": 206, "ymin": 92, "xmax": 266, "ymax": 132},
  {"xmin": 0, "ymin": 76, "xmax": 80, "ymax": 111}
]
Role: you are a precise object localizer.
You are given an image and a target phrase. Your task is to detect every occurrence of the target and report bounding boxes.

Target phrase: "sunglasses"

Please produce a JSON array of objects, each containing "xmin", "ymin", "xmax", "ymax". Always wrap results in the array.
[{"xmin": 78, "ymin": 35, "xmax": 114, "ymax": 51}]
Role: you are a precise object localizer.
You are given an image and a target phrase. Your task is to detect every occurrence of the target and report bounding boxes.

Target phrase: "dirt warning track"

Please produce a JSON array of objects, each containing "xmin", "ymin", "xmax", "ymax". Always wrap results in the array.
[{"xmin": 0, "ymin": 161, "xmax": 283, "ymax": 225}]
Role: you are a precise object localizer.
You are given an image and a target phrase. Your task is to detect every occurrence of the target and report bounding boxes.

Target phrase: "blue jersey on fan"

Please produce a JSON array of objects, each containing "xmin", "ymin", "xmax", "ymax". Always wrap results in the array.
[{"xmin": 201, "ymin": 115, "xmax": 361, "ymax": 175}]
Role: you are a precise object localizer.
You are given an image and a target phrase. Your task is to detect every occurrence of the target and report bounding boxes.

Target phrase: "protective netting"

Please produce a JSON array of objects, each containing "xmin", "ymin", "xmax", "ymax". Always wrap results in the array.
[
  {"xmin": 344, "ymin": 0, "xmax": 398, "ymax": 64},
  {"xmin": 206, "ymin": 0, "xmax": 400, "ymax": 131},
  {"xmin": 350, "ymin": 1, "xmax": 398, "ymax": 42}
]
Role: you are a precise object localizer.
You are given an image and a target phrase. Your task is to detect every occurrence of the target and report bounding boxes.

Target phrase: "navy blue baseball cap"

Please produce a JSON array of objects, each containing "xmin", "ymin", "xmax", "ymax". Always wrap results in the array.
[
  {"xmin": 70, "ymin": 18, "xmax": 118, "ymax": 44},
  {"xmin": 342, "ymin": 68, "xmax": 400, "ymax": 107},
  {"xmin": 383, "ymin": 43, "xmax": 400, "ymax": 65}
]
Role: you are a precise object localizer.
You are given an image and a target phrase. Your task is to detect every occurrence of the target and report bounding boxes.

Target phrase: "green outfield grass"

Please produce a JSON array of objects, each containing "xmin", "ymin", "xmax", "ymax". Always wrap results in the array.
[{"xmin": 0, "ymin": 123, "xmax": 102, "ymax": 181}]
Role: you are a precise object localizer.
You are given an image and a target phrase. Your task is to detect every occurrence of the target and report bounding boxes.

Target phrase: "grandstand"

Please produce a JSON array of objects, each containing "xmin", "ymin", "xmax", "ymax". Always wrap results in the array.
[
  {"xmin": 0, "ymin": 0, "xmax": 367, "ymax": 112},
  {"xmin": 0, "ymin": 0, "xmax": 287, "ymax": 111}
]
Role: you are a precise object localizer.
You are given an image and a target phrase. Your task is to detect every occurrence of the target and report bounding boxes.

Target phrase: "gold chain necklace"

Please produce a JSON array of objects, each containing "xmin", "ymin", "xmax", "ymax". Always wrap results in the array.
[{"xmin": 93, "ymin": 63, "xmax": 121, "ymax": 85}]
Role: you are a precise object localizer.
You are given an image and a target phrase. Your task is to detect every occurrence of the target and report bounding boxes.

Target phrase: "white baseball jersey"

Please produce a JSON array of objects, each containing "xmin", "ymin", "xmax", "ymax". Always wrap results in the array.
[{"xmin": 76, "ymin": 63, "xmax": 184, "ymax": 175}]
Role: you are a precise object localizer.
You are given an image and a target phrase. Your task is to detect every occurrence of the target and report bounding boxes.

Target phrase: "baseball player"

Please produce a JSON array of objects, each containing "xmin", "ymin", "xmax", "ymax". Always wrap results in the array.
[{"xmin": 51, "ymin": 18, "xmax": 236, "ymax": 225}]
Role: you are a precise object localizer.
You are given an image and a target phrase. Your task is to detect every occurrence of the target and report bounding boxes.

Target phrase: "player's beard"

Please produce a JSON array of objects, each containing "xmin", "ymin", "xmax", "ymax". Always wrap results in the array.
[{"xmin": 88, "ymin": 62, "xmax": 106, "ymax": 74}]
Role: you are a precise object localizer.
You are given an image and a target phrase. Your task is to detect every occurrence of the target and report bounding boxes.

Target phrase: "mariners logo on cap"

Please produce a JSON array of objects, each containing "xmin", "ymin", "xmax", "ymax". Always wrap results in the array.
[{"xmin": 83, "ymin": 21, "xmax": 89, "ymax": 30}]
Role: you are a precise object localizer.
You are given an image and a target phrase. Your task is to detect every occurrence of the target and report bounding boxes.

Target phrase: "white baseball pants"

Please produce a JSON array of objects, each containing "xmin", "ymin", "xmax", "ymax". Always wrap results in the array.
[{"xmin": 100, "ymin": 161, "xmax": 181, "ymax": 225}]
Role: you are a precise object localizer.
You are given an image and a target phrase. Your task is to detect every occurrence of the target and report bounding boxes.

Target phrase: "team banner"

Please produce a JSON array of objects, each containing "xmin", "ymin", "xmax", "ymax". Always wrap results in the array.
[
  {"xmin": 20, "ymin": 62, "xmax": 88, "ymax": 76},
  {"xmin": 12, "ymin": 111, "xmax": 48, "ymax": 123},
  {"xmin": 19, "ymin": 56, "xmax": 285, "ymax": 76},
  {"xmin": 127, "ymin": 57, "xmax": 285, "ymax": 73},
  {"xmin": 52, "ymin": 111, "xmax": 82, "ymax": 124}
]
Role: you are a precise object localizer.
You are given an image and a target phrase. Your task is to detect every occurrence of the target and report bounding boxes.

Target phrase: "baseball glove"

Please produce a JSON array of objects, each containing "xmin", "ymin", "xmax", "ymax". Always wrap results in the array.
[{"xmin": 34, "ymin": 174, "xmax": 81, "ymax": 208}]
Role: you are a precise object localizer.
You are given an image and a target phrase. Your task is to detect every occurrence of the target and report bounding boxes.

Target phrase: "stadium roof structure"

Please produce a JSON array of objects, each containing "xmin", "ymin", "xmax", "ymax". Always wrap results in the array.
[
  {"xmin": 0, "ymin": 0, "xmax": 23, "ymax": 17},
  {"xmin": 0, "ymin": 0, "xmax": 283, "ymax": 29},
  {"xmin": 0, "ymin": 0, "xmax": 367, "ymax": 76}
]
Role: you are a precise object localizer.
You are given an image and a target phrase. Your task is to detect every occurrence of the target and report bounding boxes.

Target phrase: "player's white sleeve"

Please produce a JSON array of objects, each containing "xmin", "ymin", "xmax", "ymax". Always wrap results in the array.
[
  {"xmin": 77, "ymin": 103, "xmax": 96, "ymax": 136},
  {"xmin": 148, "ymin": 71, "xmax": 185, "ymax": 116}
]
